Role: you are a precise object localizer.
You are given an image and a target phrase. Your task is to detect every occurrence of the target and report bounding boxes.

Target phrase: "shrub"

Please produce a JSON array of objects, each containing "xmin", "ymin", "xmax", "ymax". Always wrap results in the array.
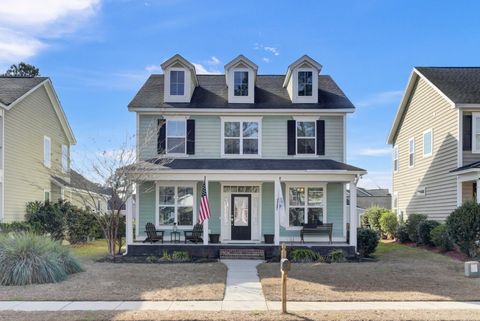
[
  {"xmin": 406, "ymin": 214, "xmax": 427, "ymax": 243},
  {"xmin": 430, "ymin": 224, "xmax": 453, "ymax": 252},
  {"xmin": 357, "ymin": 228, "xmax": 379, "ymax": 257},
  {"xmin": 395, "ymin": 224, "xmax": 410, "ymax": 243},
  {"xmin": 146, "ymin": 256, "xmax": 158, "ymax": 263},
  {"xmin": 160, "ymin": 250, "xmax": 172, "ymax": 261},
  {"xmin": 172, "ymin": 251, "xmax": 190, "ymax": 262},
  {"xmin": 328, "ymin": 249, "xmax": 345, "ymax": 263},
  {"xmin": 360, "ymin": 213, "xmax": 369, "ymax": 227},
  {"xmin": 64, "ymin": 203, "xmax": 99, "ymax": 244},
  {"xmin": 417, "ymin": 220, "xmax": 440, "ymax": 245},
  {"xmin": 365, "ymin": 207, "xmax": 386, "ymax": 233},
  {"xmin": 290, "ymin": 248, "xmax": 319, "ymax": 263},
  {"xmin": 25, "ymin": 201, "xmax": 65, "ymax": 240},
  {"xmin": 0, "ymin": 222, "xmax": 32, "ymax": 234},
  {"xmin": 379, "ymin": 211, "xmax": 398, "ymax": 239},
  {"xmin": 0, "ymin": 233, "xmax": 83, "ymax": 286},
  {"xmin": 446, "ymin": 200, "xmax": 480, "ymax": 257}
]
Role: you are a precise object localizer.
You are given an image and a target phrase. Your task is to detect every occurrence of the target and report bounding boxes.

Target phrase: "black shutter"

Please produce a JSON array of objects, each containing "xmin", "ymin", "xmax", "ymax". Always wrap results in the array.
[
  {"xmin": 157, "ymin": 119, "xmax": 166, "ymax": 154},
  {"xmin": 316, "ymin": 120, "xmax": 325, "ymax": 155},
  {"xmin": 186, "ymin": 119, "xmax": 195, "ymax": 155},
  {"xmin": 463, "ymin": 114, "xmax": 472, "ymax": 151},
  {"xmin": 287, "ymin": 120, "xmax": 296, "ymax": 155}
]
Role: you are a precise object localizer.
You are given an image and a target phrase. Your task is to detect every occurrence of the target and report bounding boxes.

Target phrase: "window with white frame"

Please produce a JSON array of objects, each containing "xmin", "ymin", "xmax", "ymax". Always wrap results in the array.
[
  {"xmin": 473, "ymin": 113, "xmax": 480, "ymax": 153},
  {"xmin": 233, "ymin": 71, "xmax": 248, "ymax": 96},
  {"xmin": 423, "ymin": 129, "xmax": 433, "ymax": 157},
  {"xmin": 44, "ymin": 136, "xmax": 51, "ymax": 168},
  {"xmin": 44, "ymin": 190, "xmax": 51, "ymax": 202},
  {"xmin": 158, "ymin": 184, "xmax": 195, "ymax": 227},
  {"xmin": 61, "ymin": 144, "xmax": 69, "ymax": 173},
  {"xmin": 393, "ymin": 145, "xmax": 398, "ymax": 172},
  {"xmin": 287, "ymin": 185, "xmax": 325, "ymax": 227},
  {"xmin": 223, "ymin": 119, "xmax": 259, "ymax": 155},
  {"xmin": 166, "ymin": 119, "xmax": 186, "ymax": 154},
  {"xmin": 298, "ymin": 71, "xmax": 313, "ymax": 96},
  {"xmin": 170, "ymin": 70, "xmax": 185, "ymax": 96},
  {"xmin": 296, "ymin": 121, "xmax": 316, "ymax": 154},
  {"xmin": 408, "ymin": 138, "xmax": 414, "ymax": 167}
]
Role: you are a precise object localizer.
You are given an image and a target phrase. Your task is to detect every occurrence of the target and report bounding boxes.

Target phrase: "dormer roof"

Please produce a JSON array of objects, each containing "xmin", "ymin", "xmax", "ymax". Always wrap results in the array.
[
  {"xmin": 161, "ymin": 54, "xmax": 198, "ymax": 86},
  {"xmin": 283, "ymin": 55, "xmax": 322, "ymax": 87},
  {"xmin": 224, "ymin": 55, "xmax": 258, "ymax": 72}
]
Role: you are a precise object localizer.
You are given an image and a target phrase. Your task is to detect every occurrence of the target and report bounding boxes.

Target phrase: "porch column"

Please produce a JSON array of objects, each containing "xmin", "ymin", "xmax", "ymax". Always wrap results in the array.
[
  {"xmin": 349, "ymin": 179, "xmax": 358, "ymax": 250},
  {"xmin": 203, "ymin": 178, "xmax": 209, "ymax": 245},
  {"xmin": 476, "ymin": 179, "xmax": 480, "ymax": 204},
  {"xmin": 456, "ymin": 177, "xmax": 462, "ymax": 207},
  {"xmin": 125, "ymin": 195, "xmax": 134, "ymax": 250},
  {"xmin": 274, "ymin": 180, "xmax": 280, "ymax": 245}
]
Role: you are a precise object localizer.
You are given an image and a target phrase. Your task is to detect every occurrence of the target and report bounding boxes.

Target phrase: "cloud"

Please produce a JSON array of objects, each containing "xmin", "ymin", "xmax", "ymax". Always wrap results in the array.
[
  {"xmin": 356, "ymin": 90, "xmax": 403, "ymax": 108},
  {"xmin": 0, "ymin": 0, "xmax": 101, "ymax": 65},
  {"xmin": 262, "ymin": 57, "xmax": 271, "ymax": 63},
  {"xmin": 358, "ymin": 171, "xmax": 392, "ymax": 191},
  {"xmin": 192, "ymin": 63, "xmax": 220, "ymax": 75},
  {"xmin": 207, "ymin": 56, "xmax": 220, "ymax": 65},
  {"xmin": 254, "ymin": 43, "xmax": 280, "ymax": 58},
  {"xmin": 358, "ymin": 147, "xmax": 391, "ymax": 157},
  {"xmin": 145, "ymin": 64, "xmax": 162, "ymax": 72}
]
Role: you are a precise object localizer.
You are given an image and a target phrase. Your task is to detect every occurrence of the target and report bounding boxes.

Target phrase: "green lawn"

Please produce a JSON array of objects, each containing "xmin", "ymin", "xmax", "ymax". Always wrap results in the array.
[{"xmin": 68, "ymin": 239, "xmax": 110, "ymax": 259}]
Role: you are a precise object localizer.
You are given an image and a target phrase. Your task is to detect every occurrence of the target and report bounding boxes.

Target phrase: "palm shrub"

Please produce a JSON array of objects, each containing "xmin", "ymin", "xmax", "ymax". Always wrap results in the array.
[
  {"xmin": 290, "ymin": 248, "xmax": 320, "ymax": 263},
  {"xmin": 416, "ymin": 220, "xmax": 440, "ymax": 245},
  {"xmin": 379, "ymin": 211, "xmax": 398, "ymax": 239},
  {"xmin": 446, "ymin": 200, "xmax": 480, "ymax": 257},
  {"xmin": 406, "ymin": 214, "xmax": 427, "ymax": 243},
  {"xmin": 430, "ymin": 224, "xmax": 453, "ymax": 252},
  {"xmin": 0, "ymin": 233, "xmax": 83, "ymax": 286},
  {"xmin": 357, "ymin": 228, "xmax": 379, "ymax": 257},
  {"xmin": 395, "ymin": 224, "xmax": 410, "ymax": 243}
]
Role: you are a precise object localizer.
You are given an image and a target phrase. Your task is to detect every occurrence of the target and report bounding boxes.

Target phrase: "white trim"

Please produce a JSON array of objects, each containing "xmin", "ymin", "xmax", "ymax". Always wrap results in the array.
[
  {"xmin": 285, "ymin": 182, "xmax": 327, "ymax": 230},
  {"xmin": 0, "ymin": 111, "xmax": 4, "ymax": 222},
  {"xmin": 283, "ymin": 55, "xmax": 322, "ymax": 88},
  {"xmin": 423, "ymin": 128, "xmax": 433, "ymax": 157},
  {"xmin": 408, "ymin": 137, "xmax": 415, "ymax": 168},
  {"xmin": 131, "ymin": 108, "xmax": 355, "ymax": 114},
  {"xmin": 393, "ymin": 191, "xmax": 399, "ymax": 213},
  {"xmin": 295, "ymin": 118, "xmax": 317, "ymax": 156},
  {"xmin": 393, "ymin": 144, "xmax": 398, "ymax": 172},
  {"xmin": 291, "ymin": 68, "xmax": 319, "ymax": 104},
  {"xmin": 457, "ymin": 178, "xmax": 462, "ymax": 207},
  {"xmin": 343, "ymin": 114, "xmax": 346, "ymax": 163},
  {"xmin": 220, "ymin": 116, "xmax": 262, "ymax": 157},
  {"xmin": 135, "ymin": 183, "xmax": 140, "ymax": 239},
  {"xmin": 43, "ymin": 136, "xmax": 51, "ymax": 168},
  {"xmin": 165, "ymin": 117, "xmax": 187, "ymax": 155},
  {"xmin": 61, "ymin": 144, "xmax": 69, "ymax": 173},
  {"xmin": 458, "ymin": 109, "xmax": 463, "ymax": 167},
  {"xmin": 342, "ymin": 183, "xmax": 347, "ymax": 238},
  {"xmin": 472, "ymin": 112, "xmax": 480, "ymax": 154},
  {"xmin": 155, "ymin": 181, "xmax": 197, "ymax": 229},
  {"xmin": 228, "ymin": 68, "xmax": 255, "ymax": 104},
  {"xmin": 164, "ymin": 67, "xmax": 193, "ymax": 103}
]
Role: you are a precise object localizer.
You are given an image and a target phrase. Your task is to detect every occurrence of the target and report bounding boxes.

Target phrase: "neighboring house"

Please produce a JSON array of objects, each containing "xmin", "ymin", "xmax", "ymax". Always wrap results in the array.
[
  {"xmin": 0, "ymin": 77, "xmax": 105, "ymax": 223},
  {"xmin": 388, "ymin": 67, "xmax": 480, "ymax": 221},
  {"xmin": 347, "ymin": 188, "xmax": 392, "ymax": 210},
  {"xmin": 126, "ymin": 54, "xmax": 366, "ymax": 252}
]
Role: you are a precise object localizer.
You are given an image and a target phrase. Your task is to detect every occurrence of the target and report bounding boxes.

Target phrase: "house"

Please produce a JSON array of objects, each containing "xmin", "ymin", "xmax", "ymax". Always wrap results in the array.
[
  {"xmin": 347, "ymin": 188, "xmax": 392, "ymax": 210},
  {"xmin": 0, "ymin": 77, "xmax": 106, "ymax": 223},
  {"xmin": 388, "ymin": 67, "xmax": 480, "ymax": 221},
  {"xmin": 125, "ymin": 54, "xmax": 366, "ymax": 256}
]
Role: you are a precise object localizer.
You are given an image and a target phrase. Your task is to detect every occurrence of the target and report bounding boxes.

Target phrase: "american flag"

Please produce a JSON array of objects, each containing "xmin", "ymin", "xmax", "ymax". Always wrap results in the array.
[{"xmin": 199, "ymin": 177, "xmax": 210, "ymax": 224}]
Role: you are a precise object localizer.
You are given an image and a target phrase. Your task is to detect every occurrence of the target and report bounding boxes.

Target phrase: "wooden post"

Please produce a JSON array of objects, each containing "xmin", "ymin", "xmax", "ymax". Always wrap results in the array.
[{"xmin": 281, "ymin": 242, "xmax": 287, "ymax": 314}]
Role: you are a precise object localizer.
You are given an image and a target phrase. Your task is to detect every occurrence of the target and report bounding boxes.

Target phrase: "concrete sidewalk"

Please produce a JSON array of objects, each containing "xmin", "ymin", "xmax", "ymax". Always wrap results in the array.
[{"xmin": 2, "ymin": 300, "xmax": 480, "ymax": 311}]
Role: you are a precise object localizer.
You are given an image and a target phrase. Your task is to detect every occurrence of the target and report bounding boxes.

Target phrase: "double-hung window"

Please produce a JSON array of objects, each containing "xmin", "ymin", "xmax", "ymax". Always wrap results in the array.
[
  {"xmin": 62, "ymin": 144, "xmax": 69, "ymax": 173},
  {"xmin": 472, "ymin": 113, "xmax": 480, "ymax": 153},
  {"xmin": 170, "ymin": 70, "xmax": 185, "ymax": 96},
  {"xmin": 166, "ymin": 119, "xmax": 186, "ymax": 154},
  {"xmin": 158, "ymin": 184, "xmax": 195, "ymax": 227},
  {"xmin": 408, "ymin": 138, "xmax": 414, "ymax": 167},
  {"xmin": 233, "ymin": 71, "xmax": 248, "ymax": 96},
  {"xmin": 298, "ymin": 71, "xmax": 313, "ymax": 96},
  {"xmin": 296, "ymin": 121, "xmax": 316, "ymax": 154},
  {"xmin": 423, "ymin": 129, "xmax": 433, "ymax": 157},
  {"xmin": 44, "ymin": 190, "xmax": 51, "ymax": 202},
  {"xmin": 44, "ymin": 136, "xmax": 51, "ymax": 168},
  {"xmin": 223, "ymin": 119, "xmax": 260, "ymax": 155},
  {"xmin": 393, "ymin": 145, "xmax": 398, "ymax": 172},
  {"xmin": 287, "ymin": 185, "xmax": 325, "ymax": 228}
]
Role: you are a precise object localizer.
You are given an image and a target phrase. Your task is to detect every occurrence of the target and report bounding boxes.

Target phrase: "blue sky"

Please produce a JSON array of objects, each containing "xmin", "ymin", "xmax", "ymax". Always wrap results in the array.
[{"xmin": 1, "ymin": 0, "xmax": 480, "ymax": 189}]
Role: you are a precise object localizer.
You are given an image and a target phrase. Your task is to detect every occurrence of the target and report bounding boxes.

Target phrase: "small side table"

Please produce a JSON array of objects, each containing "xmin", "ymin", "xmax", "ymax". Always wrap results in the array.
[{"xmin": 170, "ymin": 231, "xmax": 181, "ymax": 243}]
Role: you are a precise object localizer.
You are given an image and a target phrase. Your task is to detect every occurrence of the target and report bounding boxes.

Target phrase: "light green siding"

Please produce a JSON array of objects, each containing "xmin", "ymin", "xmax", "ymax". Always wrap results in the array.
[
  {"xmin": 138, "ymin": 182, "xmax": 156, "ymax": 237},
  {"xmin": 326, "ymin": 183, "xmax": 345, "ymax": 238},
  {"xmin": 3, "ymin": 86, "xmax": 70, "ymax": 222},
  {"xmin": 261, "ymin": 182, "xmax": 275, "ymax": 235},
  {"xmin": 192, "ymin": 116, "xmax": 221, "ymax": 158}
]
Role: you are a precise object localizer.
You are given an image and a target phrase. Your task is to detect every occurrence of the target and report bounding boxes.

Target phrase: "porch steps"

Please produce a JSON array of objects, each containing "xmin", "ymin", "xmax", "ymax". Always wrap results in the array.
[{"xmin": 219, "ymin": 248, "xmax": 265, "ymax": 260}]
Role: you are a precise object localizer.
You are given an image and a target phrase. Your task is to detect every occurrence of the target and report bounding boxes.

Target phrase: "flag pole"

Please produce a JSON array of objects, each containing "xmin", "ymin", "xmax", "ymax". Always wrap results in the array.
[{"xmin": 203, "ymin": 175, "xmax": 209, "ymax": 245}]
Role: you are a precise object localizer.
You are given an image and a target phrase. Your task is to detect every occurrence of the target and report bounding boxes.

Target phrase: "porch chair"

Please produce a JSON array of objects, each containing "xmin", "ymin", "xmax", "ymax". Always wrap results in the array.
[
  {"xmin": 143, "ymin": 222, "xmax": 164, "ymax": 244},
  {"xmin": 184, "ymin": 223, "xmax": 203, "ymax": 244}
]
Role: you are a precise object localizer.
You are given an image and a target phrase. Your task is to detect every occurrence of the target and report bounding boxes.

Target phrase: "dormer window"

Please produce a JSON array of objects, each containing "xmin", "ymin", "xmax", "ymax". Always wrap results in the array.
[
  {"xmin": 298, "ymin": 71, "xmax": 313, "ymax": 96},
  {"xmin": 234, "ymin": 71, "xmax": 249, "ymax": 96},
  {"xmin": 170, "ymin": 70, "xmax": 185, "ymax": 96}
]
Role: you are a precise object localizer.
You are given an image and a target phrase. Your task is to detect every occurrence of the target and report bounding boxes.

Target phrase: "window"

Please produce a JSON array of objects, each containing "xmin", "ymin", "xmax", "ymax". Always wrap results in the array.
[
  {"xmin": 233, "ymin": 71, "xmax": 248, "ymax": 96},
  {"xmin": 288, "ymin": 185, "xmax": 325, "ymax": 228},
  {"xmin": 393, "ymin": 145, "xmax": 398, "ymax": 172},
  {"xmin": 44, "ymin": 190, "xmax": 51, "ymax": 202},
  {"xmin": 472, "ymin": 113, "xmax": 480, "ymax": 153},
  {"xmin": 158, "ymin": 184, "xmax": 195, "ymax": 227},
  {"xmin": 423, "ymin": 129, "xmax": 433, "ymax": 157},
  {"xmin": 223, "ymin": 119, "xmax": 260, "ymax": 155},
  {"xmin": 408, "ymin": 138, "xmax": 414, "ymax": 167},
  {"xmin": 296, "ymin": 121, "xmax": 316, "ymax": 154},
  {"xmin": 43, "ymin": 136, "xmax": 51, "ymax": 168},
  {"xmin": 62, "ymin": 144, "xmax": 69, "ymax": 173},
  {"xmin": 298, "ymin": 71, "xmax": 313, "ymax": 96},
  {"xmin": 166, "ymin": 119, "xmax": 186, "ymax": 154},
  {"xmin": 170, "ymin": 70, "xmax": 185, "ymax": 96}
]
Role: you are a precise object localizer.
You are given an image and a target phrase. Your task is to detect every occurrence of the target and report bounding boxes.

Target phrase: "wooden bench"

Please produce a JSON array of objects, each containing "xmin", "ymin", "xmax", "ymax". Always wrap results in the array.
[{"xmin": 300, "ymin": 223, "xmax": 333, "ymax": 243}]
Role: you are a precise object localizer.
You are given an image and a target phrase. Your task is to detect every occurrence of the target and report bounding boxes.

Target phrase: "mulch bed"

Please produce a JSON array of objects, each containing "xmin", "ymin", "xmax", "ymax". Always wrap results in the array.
[{"xmin": 97, "ymin": 256, "xmax": 218, "ymax": 264}]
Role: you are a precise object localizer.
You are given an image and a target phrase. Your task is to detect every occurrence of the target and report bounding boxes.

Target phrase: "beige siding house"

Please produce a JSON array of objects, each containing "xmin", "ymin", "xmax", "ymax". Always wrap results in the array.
[
  {"xmin": 0, "ymin": 77, "xmax": 106, "ymax": 223},
  {"xmin": 388, "ymin": 67, "xmax": 480, "ymax": 221}
]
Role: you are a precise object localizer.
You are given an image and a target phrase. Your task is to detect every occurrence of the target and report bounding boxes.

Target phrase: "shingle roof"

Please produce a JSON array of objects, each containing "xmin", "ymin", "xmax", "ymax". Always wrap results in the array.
[
  {"xmin": 0, "ymin": 77, "xmax": 48, "ymax": 106},
  {"xmin": 53, "ymin": 170, "xmax": 111, "ymax": 195},
  {"xmin": 144, "ymin": 158, "xmax": 365, "ymax": 172},
  {"xmin": 451, "ymin": 161, "xmax": 480, "ymax": 173},
  {"xmin": 416, "ymin": 67, "xmax": 480, "ymax": 104},
  {"xmin": 128, "ymin": 74, "xmax": 354, "ymax": 110}
]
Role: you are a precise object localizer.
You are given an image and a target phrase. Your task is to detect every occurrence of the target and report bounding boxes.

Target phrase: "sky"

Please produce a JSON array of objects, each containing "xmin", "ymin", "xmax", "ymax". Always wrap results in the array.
[{"xmin": 1, "ymin": 0, "xmax": 479, "ymax": 190}]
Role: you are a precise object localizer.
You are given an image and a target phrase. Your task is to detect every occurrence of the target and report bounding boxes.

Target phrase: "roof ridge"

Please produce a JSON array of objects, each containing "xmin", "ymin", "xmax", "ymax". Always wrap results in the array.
[{"xmin": 416, "ymin": 66, "xmax": 480, "ymax": 69}]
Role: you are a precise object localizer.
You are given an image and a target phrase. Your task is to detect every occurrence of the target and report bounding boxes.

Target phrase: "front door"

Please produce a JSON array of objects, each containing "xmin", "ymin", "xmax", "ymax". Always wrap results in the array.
[{"xmin": 231, "ymin": 194, "xmax": 251, "ymax": 240}]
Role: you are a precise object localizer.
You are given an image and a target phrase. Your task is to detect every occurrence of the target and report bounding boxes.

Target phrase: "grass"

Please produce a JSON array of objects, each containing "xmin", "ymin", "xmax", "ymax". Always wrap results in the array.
[
  {"xmin": 258, "ymin": 241, "xmax": 480, "ymax": 301},
  {"xmin": 68, "ymin": 239, "xmax": 110, "ymax": 259}
]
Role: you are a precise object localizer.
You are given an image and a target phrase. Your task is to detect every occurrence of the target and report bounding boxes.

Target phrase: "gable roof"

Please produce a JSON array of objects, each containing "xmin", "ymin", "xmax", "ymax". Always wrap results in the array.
[
  {"xmin": 52, "ymin": 170, "xmax": 110, "ymax": 195},
  {"xmin": 0, "ymin": 77, "xmax": 76, "ymax": 145},
  {"xmin": 283, "ymin": 55, "xmax": 322, "ymax": 87},
  {"xmin": 128, "ymin": 74, "xmax": 354, "ymax": 110},
  {"xmin": 160, "ymin": 54, "xmax": 198, "ymax": 86},
  {"xmin": 224, "ymin": 55, "xmax": 258, "ymax": 72}
]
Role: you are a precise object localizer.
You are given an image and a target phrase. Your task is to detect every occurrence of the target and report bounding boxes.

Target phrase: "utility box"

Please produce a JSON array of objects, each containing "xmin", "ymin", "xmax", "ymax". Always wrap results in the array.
[
  {"xmin": 465, "ymin": 261, "xmax": 480, "ymax": 278},
  {"xmin": 280, "ymin": 258, "xmax": 291, "ymax": 273}
]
